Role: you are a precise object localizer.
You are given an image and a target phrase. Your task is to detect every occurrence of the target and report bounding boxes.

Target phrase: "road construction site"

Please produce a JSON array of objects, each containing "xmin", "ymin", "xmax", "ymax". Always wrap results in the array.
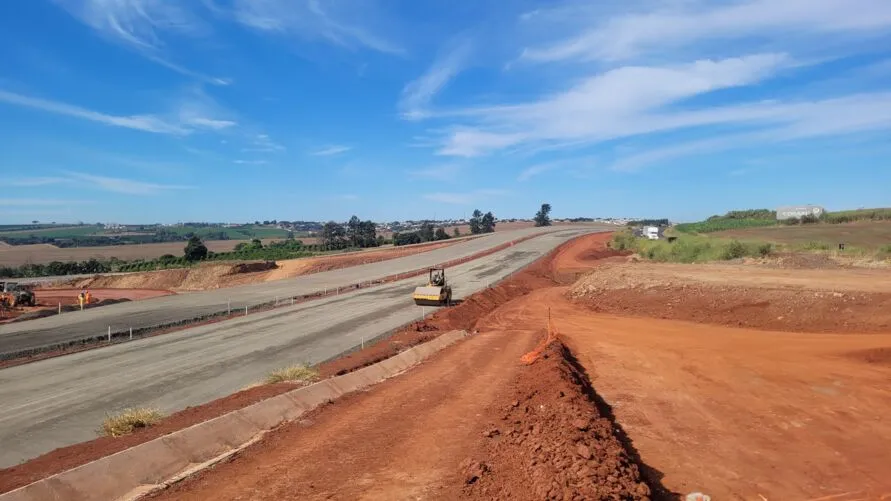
[
  {"xmin": 0, "ymin": 227, "xmax": 598, "ymax": 468},
  {"xmin": 0, "ymin": 227, "xmax": 559, "ymax": 360},
  {"xmin": 141, "ymin": 232, "xmax": 891, "ymax": 501},
  {"xmin": 3, "ymin": 229, "xmax": 891, "ymax": 500}
]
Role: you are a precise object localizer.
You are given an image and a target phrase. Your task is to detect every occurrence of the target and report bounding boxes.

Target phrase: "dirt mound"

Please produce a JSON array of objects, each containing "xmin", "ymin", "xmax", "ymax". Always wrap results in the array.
[
  {"xmin": 846, "ymin": 347, "xmax": 891, "ymax": 366},
  {"xmin": 65, "ymin": 261, "xmax": 276, "ymax": 291},
  {"xmin": 462, "ymin": 340, "xmax": 653, "ymax": 500},
  {"xmin": 569, "ymin": 262, "xmax": 891, "ymax": 333}
]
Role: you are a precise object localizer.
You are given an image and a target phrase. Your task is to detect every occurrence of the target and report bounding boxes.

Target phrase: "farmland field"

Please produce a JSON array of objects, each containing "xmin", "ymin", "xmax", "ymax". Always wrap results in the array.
[
  {"xmin": 0, "ymin": 225, "xmax": 105, "ymax": 239},
  {"xmin": 0, "ymin": 224, "xmax": 295, "ymax": 242},
  {"xmin": 714, "ymin": 220, "xmax": 891, "ymax": 248},
  {"xmin": 0, "ymin": 238, "xmax": 322, "ymax": 267}
]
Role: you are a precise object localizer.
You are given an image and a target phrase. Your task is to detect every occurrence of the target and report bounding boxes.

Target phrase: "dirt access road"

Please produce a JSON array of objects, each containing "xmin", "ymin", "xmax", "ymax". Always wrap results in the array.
[{"xmin": 150, "ymin": 232, "xmax": 891, "ymax": 501}]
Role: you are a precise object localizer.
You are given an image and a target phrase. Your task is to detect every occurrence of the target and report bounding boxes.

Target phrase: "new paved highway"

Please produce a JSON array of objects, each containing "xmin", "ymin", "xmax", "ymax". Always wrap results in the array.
[
  {"xmin": 0, "ymin": 227, "xmax": 574, "ymax": 357},
  {"xmin": 0, "ymin": 227, "xmax": 607, "ymax": 467}
]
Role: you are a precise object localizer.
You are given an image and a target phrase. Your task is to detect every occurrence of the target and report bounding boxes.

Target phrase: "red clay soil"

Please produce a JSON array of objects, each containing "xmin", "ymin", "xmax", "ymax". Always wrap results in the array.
[
  {"xmin": 0, "ymin": 232, "xmax": 605, "ymax": 494},
  {"xmin": 575, "ymin": 284, "xmax": 891, "ymax": 333},
  {"xmin": 150, "ymin": 329, "xmax": 541, "ymax": 501},
  {"xmin": 149, "ymin": 335, "xmax": 656, "ymax": 501},
  {"xmin": 460, "ymin": 341, "xmax": 652, "ymax": 500}
]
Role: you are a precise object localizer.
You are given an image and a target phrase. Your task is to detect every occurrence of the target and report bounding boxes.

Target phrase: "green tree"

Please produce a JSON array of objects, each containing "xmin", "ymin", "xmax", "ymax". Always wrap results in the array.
[
  {"xmin": 358, "ymin": 220, "xmax": 378, "ymax": 247},
  {"xmin": 322, "ymin": 221, "xmax": 347, "ymax": 250},
  {"xmin": 469, "ymin": 209, "xmax": 483, "ymax": 234},
  {"xmin": 481, "ymin": 212, "xmax": 496, "ymax": 233},
  {"xmin": 419, "ymin": 222, "xmax": 435, "ymax": 242},
  {"xmin": 347, "ymin": 215, "xmax": 361, "ymax": 247},
  {"xmin": 453, "ymin": 227, "xmax": 461, "ymax": 237},
  {"xmin": 534, "ymin": 203, "xmax": 552, "ymax": 227},
  {"xmin": 434, "ymin": 228, "xmax": 450, "ymax": 240},
  {"xmin": 184, "ymin": 235, "xmax": 208, "ymax": 261}
]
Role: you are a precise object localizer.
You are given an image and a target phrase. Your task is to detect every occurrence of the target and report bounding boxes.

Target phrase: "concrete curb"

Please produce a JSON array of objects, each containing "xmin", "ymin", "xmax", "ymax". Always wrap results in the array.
[{"xmin": 0, "ymin": 330, "xmax": 469, "ymax": 501}]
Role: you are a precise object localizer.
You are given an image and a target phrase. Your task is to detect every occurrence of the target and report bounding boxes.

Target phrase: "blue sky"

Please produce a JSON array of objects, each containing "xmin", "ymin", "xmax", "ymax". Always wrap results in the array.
[{"xmin": 1, "ymin": 0, "xmax": 890, "ymax": 224}]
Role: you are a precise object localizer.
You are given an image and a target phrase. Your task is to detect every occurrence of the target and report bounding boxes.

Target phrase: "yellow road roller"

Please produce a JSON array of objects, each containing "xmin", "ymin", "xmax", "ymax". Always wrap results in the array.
[{"xmin": 412, "ymin": 267, "xmax": 452, "ymax": 306}]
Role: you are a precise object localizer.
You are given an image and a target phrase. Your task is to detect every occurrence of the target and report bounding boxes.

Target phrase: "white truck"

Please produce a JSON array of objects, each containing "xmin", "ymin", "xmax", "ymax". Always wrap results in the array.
[{"xmin": 644, "ymin": 226, "xmax": 661, "ymax": 240}]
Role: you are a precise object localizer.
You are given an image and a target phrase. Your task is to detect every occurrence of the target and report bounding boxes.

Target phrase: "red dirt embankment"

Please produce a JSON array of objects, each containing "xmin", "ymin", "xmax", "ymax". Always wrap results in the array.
[
  {"xmin": 569, "ymin": 262, "xmax": 891, "ymax": 333},
  {"xmin": 460, "ymin": 341, "xmax": 651, "ymax": 500}
]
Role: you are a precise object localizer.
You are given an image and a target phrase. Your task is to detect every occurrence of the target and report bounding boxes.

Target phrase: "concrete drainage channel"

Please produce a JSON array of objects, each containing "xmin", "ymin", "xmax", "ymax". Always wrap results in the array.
[
  {"xmin": 0, "ymin": 330, "xmax": 469, "ymax": 501},
  {"xmin": 1, "ymin": 232, "xmax": 546, "ymax": 363}
]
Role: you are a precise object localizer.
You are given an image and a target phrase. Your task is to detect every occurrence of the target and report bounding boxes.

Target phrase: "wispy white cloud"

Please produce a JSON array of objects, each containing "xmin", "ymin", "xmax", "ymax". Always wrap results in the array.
[
  {"xmin": 233, "ymin": 0, "xmax": 404, "ymax": 55},
  {"xmin": 433, "ymin": 54, "xmax": 791, "ymax": 157},
  {"xmin": 521, "ymin": 0, "xmax": 891, "ymax": 63},
  {"xmin": 0, "ymin": 199, "xmax": 88, "ymax": 206},
  {"xmin": 65, "ymin": 172, "xmax": 193, "ymax": 195},
  {"xmin": 3, "ymin": 177, "xmax": 70, "ymax": 187},
  {"xmin": 233, "ymin": 159, "xmax": 268, "ymax": 165},
  {"xmin": 401, "ymin": 40, "xmax": 472, "ymax": 120},
  {"xmin": 54, "ymin": 0, "xmax": 227, "ymax": 84},
  {"xmin": 606, "ymin": 92, "xmax": 891, "ymax": 171},
  {"xmin": 0, "ymin": 88, "xmax": 236, "ymax": 135},
  {"xmin": 311, "ymin": 145, "xmax": 352, "ymax": 156},
  {"xmin": 517, "ymin": 162, "xmax": 560, "ymax": 182},
  {"xmin": 423, "ymin": 189, "xmax": 507, "ymax": 205},
  {"xmin": 241, "ymin": 134, "xmax": 285, "ymax": 153},
  {"xmin": 408, "ymin": 164, "xmax": 463, "ymax": 182},
  {"xmin": 338, "ymin": 194, "xmax": 359, "ymax": 201},
  {"xmin": 0, "ymin": 89, "xmax": 187, "ymax": 134}
]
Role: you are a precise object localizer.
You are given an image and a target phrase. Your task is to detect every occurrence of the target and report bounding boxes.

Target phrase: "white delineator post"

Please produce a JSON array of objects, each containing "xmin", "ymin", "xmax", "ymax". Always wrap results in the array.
[
  {"xmin": 58, "ymin": 303, "xmax": 61, "ymax": 315},
  {"xmin": 107, "ymin": 326, "xmax": 111, "ymax": 342},
  {"xmin": 129, "ymin": 327, "xmax": 133, "ymax": 341}
]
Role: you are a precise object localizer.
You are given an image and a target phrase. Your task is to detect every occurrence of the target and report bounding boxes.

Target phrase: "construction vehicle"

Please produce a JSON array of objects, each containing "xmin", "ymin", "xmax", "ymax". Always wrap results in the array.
[
  {"xmin": 0, "ymin": 282, "xmax": 36, "ymax": 308},
  {"xmin": 412, "ymin": 267, "xmax": 452, "ymax": 307}
]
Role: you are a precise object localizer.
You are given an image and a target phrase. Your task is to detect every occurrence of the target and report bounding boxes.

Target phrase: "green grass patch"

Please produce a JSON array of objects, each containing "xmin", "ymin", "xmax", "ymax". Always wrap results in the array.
[
  {"xmin": 674, "ymin": 218, "xmax": 778, "ymax": 233},
  {"xmin": 823, "ymin": 208, "xmax": 891, "ymax": 224},
  {"xmin": 0, "ymin": 225, "xmax": 103, "ymax": 239},
  {"xmin": 610, "ymin": 232, "xmax": 773, "ymax": 263}
]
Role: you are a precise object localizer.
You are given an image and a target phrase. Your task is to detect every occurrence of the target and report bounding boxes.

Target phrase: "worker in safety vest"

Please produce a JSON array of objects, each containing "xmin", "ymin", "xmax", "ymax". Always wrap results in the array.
[
  {"xmin": 78, "ymin": 291, "xmax": 85, "ymax": 310},
  {"xmin": 84, "ymin": 290, "xmax": 92, "ymax": 305}
]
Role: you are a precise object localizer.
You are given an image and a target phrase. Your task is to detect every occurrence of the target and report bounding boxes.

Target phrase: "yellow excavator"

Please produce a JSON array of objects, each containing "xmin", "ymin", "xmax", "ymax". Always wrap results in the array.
[{"xmin": 412, "ymin": 267, "xmax": 452, "ymax": 306}]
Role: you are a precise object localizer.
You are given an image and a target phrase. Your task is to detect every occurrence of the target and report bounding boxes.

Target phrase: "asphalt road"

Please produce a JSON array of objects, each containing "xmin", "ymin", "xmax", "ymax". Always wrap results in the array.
[
  {"xmin": 0, "ymin": 227, "xmax": 571, "ymax": 357},
  {"xmin": 0, "ymin": 228, "xmax": 605, "ymax": 467}
]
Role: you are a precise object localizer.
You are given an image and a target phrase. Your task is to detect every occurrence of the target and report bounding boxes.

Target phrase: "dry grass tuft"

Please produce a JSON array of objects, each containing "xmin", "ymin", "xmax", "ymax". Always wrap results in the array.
[
  {"xmin": 101, "ymin": 407, "xmax": 164, "ymax": 437},
  {"xmin": 265, "ymin": 365, "xmax": 319, "ymax": 384}
]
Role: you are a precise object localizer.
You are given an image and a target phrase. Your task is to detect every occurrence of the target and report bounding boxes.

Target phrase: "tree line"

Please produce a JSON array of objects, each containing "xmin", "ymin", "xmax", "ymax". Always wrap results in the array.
[{"xmin": 321, "ymin": 216, "xmax": 384, "ymax": 250}]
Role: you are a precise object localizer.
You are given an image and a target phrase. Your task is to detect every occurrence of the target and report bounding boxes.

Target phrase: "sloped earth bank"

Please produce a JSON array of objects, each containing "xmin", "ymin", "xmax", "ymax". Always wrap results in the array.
[
  {"xmin": 0, "ymin": 232, "xmax": 615, "ymax": 494},
  {"xmin": 61, "ymin": 241, "xmax": 458, "ymax": 292},
  {"xmin": 460, "ymin": 341, "xmax": 652, "ymax": 500}
]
